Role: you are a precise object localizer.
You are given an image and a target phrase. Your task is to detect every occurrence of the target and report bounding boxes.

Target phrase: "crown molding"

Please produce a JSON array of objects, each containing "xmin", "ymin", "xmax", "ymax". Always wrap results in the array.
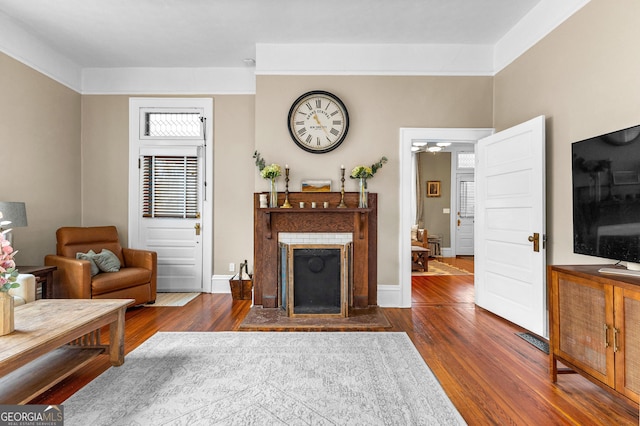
[
  {"xmin": 494, "ymin": 0, "xmax": 592, "ymax": 72},
  {"xmin": 0, "ymin": 1, "xmax": 592, "ymax": 94},
  {"xmin": 0, "ymin": 11, "xmax": 81, "ymax": 91},
  {"xmin": 81, "ymin": 67, "xmax": 256, "ymax": 95},
  {"xmin": 255, "ymin": 43, "xmax": 494, "ymax": 76}
]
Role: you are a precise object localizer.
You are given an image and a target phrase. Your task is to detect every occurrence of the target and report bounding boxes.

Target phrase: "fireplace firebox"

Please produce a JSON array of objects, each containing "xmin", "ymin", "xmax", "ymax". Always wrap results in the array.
[{"xmin": 279, "ymin": 243, "xmax": 351, "ymax": 317}]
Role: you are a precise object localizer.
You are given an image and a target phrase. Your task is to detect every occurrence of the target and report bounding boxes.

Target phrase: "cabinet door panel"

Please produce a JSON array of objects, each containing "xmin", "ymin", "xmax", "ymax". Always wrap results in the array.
[
  {"xmin": 557, "ymin": 275, "xmax": 614, "ymax": 386},
  {"xmin": 615, "ymin": 287, "xmax": 640, "ymax": 401}
]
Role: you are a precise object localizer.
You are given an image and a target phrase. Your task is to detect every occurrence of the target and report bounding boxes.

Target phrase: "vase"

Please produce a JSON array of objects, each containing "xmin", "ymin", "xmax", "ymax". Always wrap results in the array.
[
  {"xmin": 0, "ymin": 292, "xmax": 14, "ymax": 336},
  {"xmin": 269, "ymin": 178, "xmax": 278, "ymax": 208},
  {"xmin": 358, "ymin": 177, "xmax": 368, "ymax": 208}
]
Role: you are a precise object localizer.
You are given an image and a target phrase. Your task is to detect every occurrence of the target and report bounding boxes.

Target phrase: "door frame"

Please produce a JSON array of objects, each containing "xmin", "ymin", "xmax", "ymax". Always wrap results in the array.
[
  {"xmin": 398, "ymin": 128, "xmax": 493, "ymax": 307},
  {"xmin": 128, "ymin": 97, "xmax": 214, "ymax": 293}
]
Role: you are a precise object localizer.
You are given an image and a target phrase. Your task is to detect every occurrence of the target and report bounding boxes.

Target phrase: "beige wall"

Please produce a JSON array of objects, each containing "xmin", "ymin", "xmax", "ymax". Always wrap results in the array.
[
  {"xmin": 0, "ymin": 52, "xmax": 81, "ymax": 265},
  {"xmin": 80, "ymin": 95, "xmax": 256, "ymax": 276},
  {"xmin": 493, "ymin": 0, "xmax": 640, "ymax": 265},
  {"xmin": 81, "ymin": 96, "xmax": 129, "ymax": 235},
  {"xmin": 211, "ymin": 95, "xmax": 255, "ymax": 275},
  {"xmin": 255, "ymin": 75, "xmax": 493, "ymax": 284},
  {"xmin": 418, "ymin": 152, "xmax": 452, "ymax": 247}
]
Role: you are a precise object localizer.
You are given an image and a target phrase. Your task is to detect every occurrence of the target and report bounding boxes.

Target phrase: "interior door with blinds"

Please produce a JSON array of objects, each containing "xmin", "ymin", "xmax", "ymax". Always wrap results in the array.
[
  {"xmin": 456, "ymin": 173, "xmax": 475, "ymax": 255},
  {"xmin": 134, "ymin": 106, "xmax": 206, "ymax": 293}
]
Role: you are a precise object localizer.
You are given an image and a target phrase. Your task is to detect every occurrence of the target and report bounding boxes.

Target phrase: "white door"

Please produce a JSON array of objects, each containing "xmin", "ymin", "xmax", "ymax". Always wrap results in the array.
[
  {"xmin": 475, "ymin": 116, "xmax": 546, "ymax": 337},
  {"xmin": 129, "ymin": 99, "xmax": 212, "ymax": 293},
  {"xmin": 139, "ymin": 148, "xmax": 204, "ymax": 292},
  {"xmin": 455, "ymin": 173, "xmax": 475, "ymax": 255}
]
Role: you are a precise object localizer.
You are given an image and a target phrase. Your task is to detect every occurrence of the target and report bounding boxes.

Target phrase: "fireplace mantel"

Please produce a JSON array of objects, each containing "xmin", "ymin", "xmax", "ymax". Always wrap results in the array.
[{"xmin": 253, "ymin": 192, "xmax": 377, "ymax": 309}]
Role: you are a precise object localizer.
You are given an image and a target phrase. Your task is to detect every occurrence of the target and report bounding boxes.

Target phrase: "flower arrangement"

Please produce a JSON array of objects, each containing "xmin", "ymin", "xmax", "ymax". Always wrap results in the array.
[
  {"xmin": 350, "ymin": 156, "xmax": 388, "ymax": 180},
  {"xmin": 0, "ymin": 232, "xmax": 19, "ymax": 293},
  {"xmin": 349, "ymin": 156, "xmax": 388, "ymax": 208},
  {"xmin": 253, "ymin": 151, "xmax": 282, "ymax": 179},
  {"xmin": 260, "ymin": 164, "xmax": 282, "ymax": 179},
  {"xmin": 253, "ymin": 151, "xmax": 282, "ymax": 207}
]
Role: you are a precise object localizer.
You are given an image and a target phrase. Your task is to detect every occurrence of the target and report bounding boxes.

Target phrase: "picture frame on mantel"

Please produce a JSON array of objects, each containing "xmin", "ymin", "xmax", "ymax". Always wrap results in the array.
[
  {"xmin": 301, "ymin": 179, "xmax": 331, "ymax": 192},
  {"xmin": 426, "ymin": 181, "xmax": 441, "ymax": 197}
]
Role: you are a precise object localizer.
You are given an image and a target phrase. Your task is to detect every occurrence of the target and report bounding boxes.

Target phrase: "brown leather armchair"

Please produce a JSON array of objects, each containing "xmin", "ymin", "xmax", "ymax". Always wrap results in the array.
[{"xmin": 44, "ymin": 226, "xmax": 157, "ymax": 305}]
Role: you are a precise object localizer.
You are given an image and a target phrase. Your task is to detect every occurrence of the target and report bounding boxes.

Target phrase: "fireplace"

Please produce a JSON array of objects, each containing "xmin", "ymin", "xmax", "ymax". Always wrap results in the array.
[
  {"xmin": 279, "ymin": 242, "xmax": 352, "ymax": 317},
  {"xmin": 253, "ymin": 191, "xmax": 377, "ymax": 309}
]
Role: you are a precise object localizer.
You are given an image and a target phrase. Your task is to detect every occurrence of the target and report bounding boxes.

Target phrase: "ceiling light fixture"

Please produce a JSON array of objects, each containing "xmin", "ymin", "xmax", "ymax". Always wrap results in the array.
[
  {"xmin": 427, "ymin": 146, "xmax": 442, "ymax": 152},
  {"xmin": 436, "ymin": 142, "xmax": 451, "ymax": 147}
]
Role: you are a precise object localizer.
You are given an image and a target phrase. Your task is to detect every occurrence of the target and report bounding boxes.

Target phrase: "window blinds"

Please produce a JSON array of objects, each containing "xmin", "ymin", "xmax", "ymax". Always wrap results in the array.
[
  {"xmin": 142, "ymin": 156, "xmax": 199, "ymax": 218},
  {"xmin": 459, "ymin": 180, "xmax": 475, "ymax": 219}
]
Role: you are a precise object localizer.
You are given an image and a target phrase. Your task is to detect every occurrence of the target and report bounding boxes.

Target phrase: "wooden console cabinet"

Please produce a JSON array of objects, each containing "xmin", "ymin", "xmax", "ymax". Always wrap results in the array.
[{"xmin": 548, "ymin": 265, "xmax": 640, "ymax": 402}]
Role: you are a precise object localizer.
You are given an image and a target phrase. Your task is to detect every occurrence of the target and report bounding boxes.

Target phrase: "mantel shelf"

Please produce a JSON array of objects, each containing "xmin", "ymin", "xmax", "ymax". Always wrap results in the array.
[
  {"xmin": 261, "ymin": 207, "xmax": 371, "ymax": 239},
  {"xmin": 259, "ymin": 207, "xmax": 373, "ymax": 213}
]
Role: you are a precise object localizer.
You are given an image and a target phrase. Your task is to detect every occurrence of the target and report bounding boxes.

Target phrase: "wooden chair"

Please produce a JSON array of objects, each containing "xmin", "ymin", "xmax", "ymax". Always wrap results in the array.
[{"xmin": 411, "ymin": 226, "xmax": 430, "ymax": 271}]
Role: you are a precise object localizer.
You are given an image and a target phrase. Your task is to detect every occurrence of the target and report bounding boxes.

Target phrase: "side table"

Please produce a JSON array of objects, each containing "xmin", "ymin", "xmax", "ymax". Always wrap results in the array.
[
  {"xmin": 411, "ymin": 246, "xmax": 430, "ymax": 272},
  {"xmin": 16, "ymin": 266, "xmax": 57, "ymax": 299}
]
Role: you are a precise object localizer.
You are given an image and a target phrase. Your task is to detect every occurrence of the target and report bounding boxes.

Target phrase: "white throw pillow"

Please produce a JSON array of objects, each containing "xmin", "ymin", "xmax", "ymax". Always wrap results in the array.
[{"xmin": 411, "ymin": 224, "xmax": 418, "ymax": 241}]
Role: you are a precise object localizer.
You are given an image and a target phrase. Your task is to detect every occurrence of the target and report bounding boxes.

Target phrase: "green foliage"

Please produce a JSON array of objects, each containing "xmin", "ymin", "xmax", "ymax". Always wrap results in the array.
[{"xmin": 253, "ymin": 151, "xmax": 266, "ymax": 172}]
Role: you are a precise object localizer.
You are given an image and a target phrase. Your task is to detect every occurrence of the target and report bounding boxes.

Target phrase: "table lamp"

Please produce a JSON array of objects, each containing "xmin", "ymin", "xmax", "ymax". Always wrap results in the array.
[{"xmin": 0, "ymin": 201, "xmax": 28, "ymax": 246}]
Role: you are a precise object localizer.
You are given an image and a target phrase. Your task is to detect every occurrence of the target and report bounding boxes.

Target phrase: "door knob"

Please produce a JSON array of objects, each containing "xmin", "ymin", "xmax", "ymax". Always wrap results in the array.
[
  {"xmin": 528, "ymin": 233, "xmax": 540, "ymax": 252},
  {"xmin": 195, "ymin": 223, "xmax": 201, "ymax": 236}
]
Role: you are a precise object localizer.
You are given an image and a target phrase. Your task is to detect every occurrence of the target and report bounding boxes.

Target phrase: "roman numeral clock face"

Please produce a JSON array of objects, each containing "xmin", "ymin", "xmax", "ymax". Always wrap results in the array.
[{"xmin": 287, "ymin": 91, "xmax": 349, "ymax": 154}]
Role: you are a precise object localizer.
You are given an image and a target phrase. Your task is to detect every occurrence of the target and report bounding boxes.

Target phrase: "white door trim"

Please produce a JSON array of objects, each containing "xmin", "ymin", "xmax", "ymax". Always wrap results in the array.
[
  {"xmin": 128, "ymin": 97, "xmax": 213, "ymax": 293},
  {"xmin": 398, "ymin": 128, "xmax": 493, "ymax": 307}
]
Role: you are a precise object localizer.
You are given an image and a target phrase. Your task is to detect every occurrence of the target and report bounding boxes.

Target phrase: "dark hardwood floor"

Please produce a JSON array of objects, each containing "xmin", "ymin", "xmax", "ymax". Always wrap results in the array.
[{"xmin": 30, "ymin": 257, "xmax": 639, "ymax": 425}]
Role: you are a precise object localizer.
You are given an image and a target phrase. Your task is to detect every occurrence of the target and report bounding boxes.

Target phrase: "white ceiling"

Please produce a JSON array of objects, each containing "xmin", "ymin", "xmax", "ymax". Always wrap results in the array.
[{"xmin": 0, "ymin": 0, "xmax": 543, "ymax": 68}]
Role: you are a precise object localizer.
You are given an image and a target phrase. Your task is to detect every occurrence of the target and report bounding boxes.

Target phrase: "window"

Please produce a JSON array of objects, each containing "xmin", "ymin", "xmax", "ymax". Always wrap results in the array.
[
  {"xmin": 457, "ymin": 152, "xmax": 475, "ymax": 169},
  {"xmin": 141, "ymin": 111, "xmax": 203, "ymax": 139},
  {"xmin": 142, "ymin": 156, "xmax": 199, "ymax": 218}
]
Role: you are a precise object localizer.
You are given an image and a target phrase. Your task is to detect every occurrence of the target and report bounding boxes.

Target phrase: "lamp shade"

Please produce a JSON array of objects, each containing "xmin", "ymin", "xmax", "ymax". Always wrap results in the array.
[{"xmin": 0, "ymin": 202, "xmax": 28, "ymax": 227}]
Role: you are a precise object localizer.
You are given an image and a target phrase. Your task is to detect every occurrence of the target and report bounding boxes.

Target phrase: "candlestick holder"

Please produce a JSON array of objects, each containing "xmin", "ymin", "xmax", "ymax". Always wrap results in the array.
[
  {"xmin": 337, "ymin": 167, "xmax": 348, "ymax": 208},
  {"xmin": 281, "ymin": 167, "xmax": 292, "ymax": 208}
]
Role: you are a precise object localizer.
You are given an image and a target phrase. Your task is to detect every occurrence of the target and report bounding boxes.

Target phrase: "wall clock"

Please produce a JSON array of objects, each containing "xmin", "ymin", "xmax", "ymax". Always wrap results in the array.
[{"xmin": 287, "ymin": 90, "xmax": 349, "ymax": 154}]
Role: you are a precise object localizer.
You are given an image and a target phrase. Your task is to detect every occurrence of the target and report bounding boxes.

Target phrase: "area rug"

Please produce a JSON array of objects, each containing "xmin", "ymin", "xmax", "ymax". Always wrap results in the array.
[
  {"xmin": 238, "ymin": 306, "xmax": 392, "ymax": 331},
  {"xmin": 63, "ymin": 332, "xmax": 466, "ymax": 425},
  {"xmin": 144, "ymin": 292, "xmax": 200, "ymax": 307},
  {"xmin": 412, "ymin": 260, "xmax": 472, "ymax": 276}
]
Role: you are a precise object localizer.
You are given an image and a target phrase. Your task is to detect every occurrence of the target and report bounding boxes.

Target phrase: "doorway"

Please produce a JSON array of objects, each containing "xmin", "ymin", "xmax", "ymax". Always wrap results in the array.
[
  {"xmin": 398, "ymin": 128, "xmax": 494, "ymax": 308},
  {"xmin": 128, "ymin": 98, "xmax": 213, "ymax": 293}
]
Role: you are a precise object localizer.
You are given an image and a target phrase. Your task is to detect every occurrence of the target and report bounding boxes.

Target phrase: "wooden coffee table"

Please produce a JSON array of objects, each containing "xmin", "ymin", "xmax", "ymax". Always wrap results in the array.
[{"xmin": 0, "ymin": 298, "xmax": 133, "ymax": 404}]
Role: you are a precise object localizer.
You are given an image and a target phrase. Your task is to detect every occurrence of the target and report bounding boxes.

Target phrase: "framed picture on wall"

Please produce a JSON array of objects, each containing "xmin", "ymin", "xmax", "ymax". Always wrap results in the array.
[{"xmin": 427, "ymin": 181, "xmax": 441, "ymax": 197}]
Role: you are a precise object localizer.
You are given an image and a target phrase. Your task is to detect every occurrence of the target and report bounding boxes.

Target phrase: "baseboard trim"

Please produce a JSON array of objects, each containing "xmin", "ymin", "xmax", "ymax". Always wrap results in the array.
[
  {"xmin": 213, "ymin": 277, "xmax": 406, "ymax": 308},
  {"xmin": 377, "ymin": 284, "xmax": 406, "ymax": 308},
  {"xmin": 211, "ymin": 274, "xmax": 233, "ymax": 293}
]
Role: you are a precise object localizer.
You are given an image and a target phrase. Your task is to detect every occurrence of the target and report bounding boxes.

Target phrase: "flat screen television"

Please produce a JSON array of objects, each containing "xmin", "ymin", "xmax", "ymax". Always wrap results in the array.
[{"xmin": 572, "ymin": 124, "xmax": 640, "ymax": 265}]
